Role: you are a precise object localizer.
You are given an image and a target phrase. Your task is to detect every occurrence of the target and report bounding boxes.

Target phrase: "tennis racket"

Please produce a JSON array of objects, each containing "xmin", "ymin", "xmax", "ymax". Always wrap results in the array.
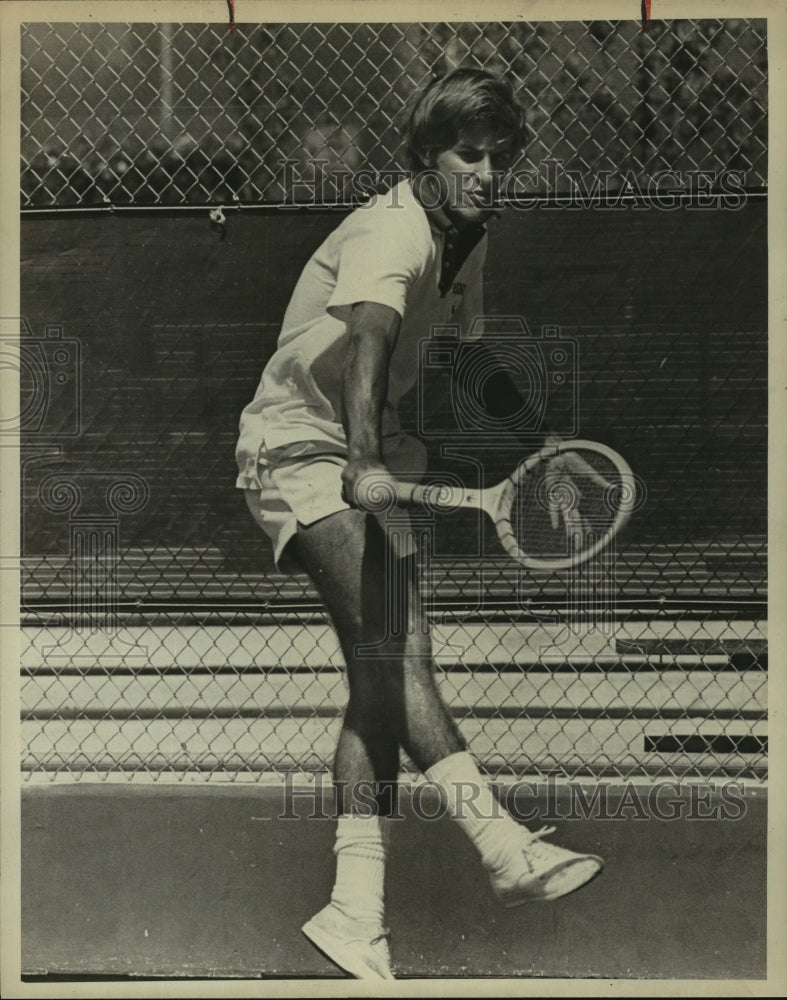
[{"xmin": 390, "ymin": 439, "xmax": 636, "ymax": 571}]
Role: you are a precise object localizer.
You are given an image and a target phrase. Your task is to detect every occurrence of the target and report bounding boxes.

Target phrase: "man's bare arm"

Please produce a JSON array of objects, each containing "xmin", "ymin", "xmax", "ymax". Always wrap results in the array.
[{"xmin": 341, "ymin": 300, "xmax": 401, "ymax": 507}]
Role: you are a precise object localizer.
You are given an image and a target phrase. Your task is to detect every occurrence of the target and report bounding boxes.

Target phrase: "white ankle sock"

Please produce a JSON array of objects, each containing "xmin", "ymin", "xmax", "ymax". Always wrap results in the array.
[
  {"xmin": 425, "ymin": 751, "xmax": 525, "ymax": 871},
  {"xmin": 329, "ymin": 815, "xmax": 389, "ymax": 926}
]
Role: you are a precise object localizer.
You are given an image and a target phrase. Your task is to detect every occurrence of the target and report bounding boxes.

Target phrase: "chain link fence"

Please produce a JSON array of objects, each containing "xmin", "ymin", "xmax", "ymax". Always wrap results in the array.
[
  {"xmin": 21, "ymin": 19, "xmax": 767, "ymax": 207},
  {"xmin": 19, "ymin": 18, "xmax": 767, "ymax": 782}
]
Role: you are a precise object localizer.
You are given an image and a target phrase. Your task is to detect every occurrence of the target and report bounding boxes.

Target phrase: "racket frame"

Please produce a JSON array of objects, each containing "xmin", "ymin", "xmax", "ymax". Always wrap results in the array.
[{"xmin": 393, "ymin": 439, "xmax": 635, "ymax": 571}]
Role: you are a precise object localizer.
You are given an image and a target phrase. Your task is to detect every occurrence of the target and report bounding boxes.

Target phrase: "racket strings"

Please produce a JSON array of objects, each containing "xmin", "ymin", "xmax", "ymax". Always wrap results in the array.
[{"xmin": 506, "ymin": 449, "xmax": 622, "ymax": 562}]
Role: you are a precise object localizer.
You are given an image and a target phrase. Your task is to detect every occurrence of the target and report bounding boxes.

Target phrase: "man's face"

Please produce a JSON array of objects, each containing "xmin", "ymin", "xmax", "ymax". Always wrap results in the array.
[{"xmin": 428, "ymin": 126, "xmax": 517, "ymax": 228}]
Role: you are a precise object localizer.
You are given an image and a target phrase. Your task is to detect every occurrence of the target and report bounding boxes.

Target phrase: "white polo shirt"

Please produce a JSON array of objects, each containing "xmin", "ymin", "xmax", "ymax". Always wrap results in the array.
[{"xmin": 235, "ymin": 179, "xmax": 486, "ymax": 490}]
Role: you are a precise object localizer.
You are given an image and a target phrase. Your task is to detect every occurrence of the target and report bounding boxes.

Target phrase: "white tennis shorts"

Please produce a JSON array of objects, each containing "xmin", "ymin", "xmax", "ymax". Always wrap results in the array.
[{"xmin": 243, "ymin": 435, "xmax": 428, "ymax": 572}]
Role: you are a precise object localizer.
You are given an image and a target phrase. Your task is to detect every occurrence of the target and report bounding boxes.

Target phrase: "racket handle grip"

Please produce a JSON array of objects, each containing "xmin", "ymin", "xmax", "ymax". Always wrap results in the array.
[{"xmin": 394, "ymin": 481, "xmax": 467, "ymax": 511}]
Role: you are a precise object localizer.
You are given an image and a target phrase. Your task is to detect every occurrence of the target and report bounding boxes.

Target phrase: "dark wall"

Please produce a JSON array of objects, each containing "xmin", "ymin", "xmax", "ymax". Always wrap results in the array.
[{"xmin": 20, "ymin": 199, "xmax": 766, "ymax": 587}]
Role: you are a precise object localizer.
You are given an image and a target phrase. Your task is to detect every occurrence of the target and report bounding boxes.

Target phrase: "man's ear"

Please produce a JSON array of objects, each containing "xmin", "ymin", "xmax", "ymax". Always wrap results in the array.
[{"xmin": 418, "ymin": 147, "xmax": 435, "ymax": 169}]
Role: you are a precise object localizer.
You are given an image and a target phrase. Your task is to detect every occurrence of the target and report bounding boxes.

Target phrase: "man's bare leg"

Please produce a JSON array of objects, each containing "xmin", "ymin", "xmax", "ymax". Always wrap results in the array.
[
  {"xmin": 293, "ymin": 506, "xmax": 466, "ymax": 981},
  {"xmin": 290, "ymin": 508, "xmax": 465, "ymax": 809}
]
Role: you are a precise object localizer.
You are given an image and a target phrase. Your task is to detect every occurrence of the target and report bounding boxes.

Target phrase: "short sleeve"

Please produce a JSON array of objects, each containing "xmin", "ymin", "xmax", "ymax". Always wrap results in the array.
[{"xmin": 326, "ymin": 196, "xmax": 430, "ymax": 324}]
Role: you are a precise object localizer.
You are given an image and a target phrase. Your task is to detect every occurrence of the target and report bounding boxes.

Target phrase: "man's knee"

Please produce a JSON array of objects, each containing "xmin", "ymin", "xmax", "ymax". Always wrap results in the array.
[{"xmin": 344, "ymin": 622, "xmax": 431, "ymax": 672}]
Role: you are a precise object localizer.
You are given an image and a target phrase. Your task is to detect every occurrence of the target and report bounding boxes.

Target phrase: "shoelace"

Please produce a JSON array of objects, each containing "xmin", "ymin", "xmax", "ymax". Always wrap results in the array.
[
  {"xmin": 369, "ymin": 927, "xmax": 391, "ymax": 947},
  {"xmin": 518, "ymin": 826, "xmax": 564, "ymax": 869},
  {"xmin": 528, "ymin": 825, "xmax": 557, "ymax": 843}
]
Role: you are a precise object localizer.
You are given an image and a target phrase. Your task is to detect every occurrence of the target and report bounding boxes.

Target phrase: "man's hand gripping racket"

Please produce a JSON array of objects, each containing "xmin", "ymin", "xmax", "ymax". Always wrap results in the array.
[{"xmin": 354, "ymin": 440, "xmax": 636, "ymax": 571}]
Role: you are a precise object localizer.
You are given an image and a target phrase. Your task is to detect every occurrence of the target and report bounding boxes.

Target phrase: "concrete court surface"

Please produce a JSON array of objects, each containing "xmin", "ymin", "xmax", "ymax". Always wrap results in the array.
[{"xmin": 21, "ymin": 780, "xmax": 766, "ymax": 982}]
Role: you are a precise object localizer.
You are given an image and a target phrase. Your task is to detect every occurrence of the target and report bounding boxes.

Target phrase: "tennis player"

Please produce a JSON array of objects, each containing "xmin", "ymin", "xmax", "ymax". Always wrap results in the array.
[{"xmin": 237, "ymin": 68, "xmax": 603, "ymax": 980}]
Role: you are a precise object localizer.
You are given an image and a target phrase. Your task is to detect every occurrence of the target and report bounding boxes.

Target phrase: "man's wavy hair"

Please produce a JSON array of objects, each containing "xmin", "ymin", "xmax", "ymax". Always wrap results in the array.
[{"xmin": 404, "ymin": 67, "xmax": 527, "ymax": 171}]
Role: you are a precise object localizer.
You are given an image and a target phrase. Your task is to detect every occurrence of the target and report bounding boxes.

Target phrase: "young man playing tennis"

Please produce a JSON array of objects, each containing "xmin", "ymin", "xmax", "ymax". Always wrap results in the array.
[{"xmin": 236, "ymin": 68, "xmax": 603, "ymax": 980}]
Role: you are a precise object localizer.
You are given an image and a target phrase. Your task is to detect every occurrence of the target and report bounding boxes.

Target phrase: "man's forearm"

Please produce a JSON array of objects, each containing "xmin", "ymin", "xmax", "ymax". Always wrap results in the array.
[{"xmin": 341, "ymin": 304, "xmax": 399, "ymax": 463}]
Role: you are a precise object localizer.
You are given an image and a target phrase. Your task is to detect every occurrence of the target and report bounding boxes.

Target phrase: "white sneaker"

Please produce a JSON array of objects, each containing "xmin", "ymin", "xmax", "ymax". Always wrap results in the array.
[
  {"xmin": 489, "ymin": 826, "xmax": 604, "ymax": 906},
  {"xmin": 302, "ymin": 903, "xmax": 394, "ymax": 980}
]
